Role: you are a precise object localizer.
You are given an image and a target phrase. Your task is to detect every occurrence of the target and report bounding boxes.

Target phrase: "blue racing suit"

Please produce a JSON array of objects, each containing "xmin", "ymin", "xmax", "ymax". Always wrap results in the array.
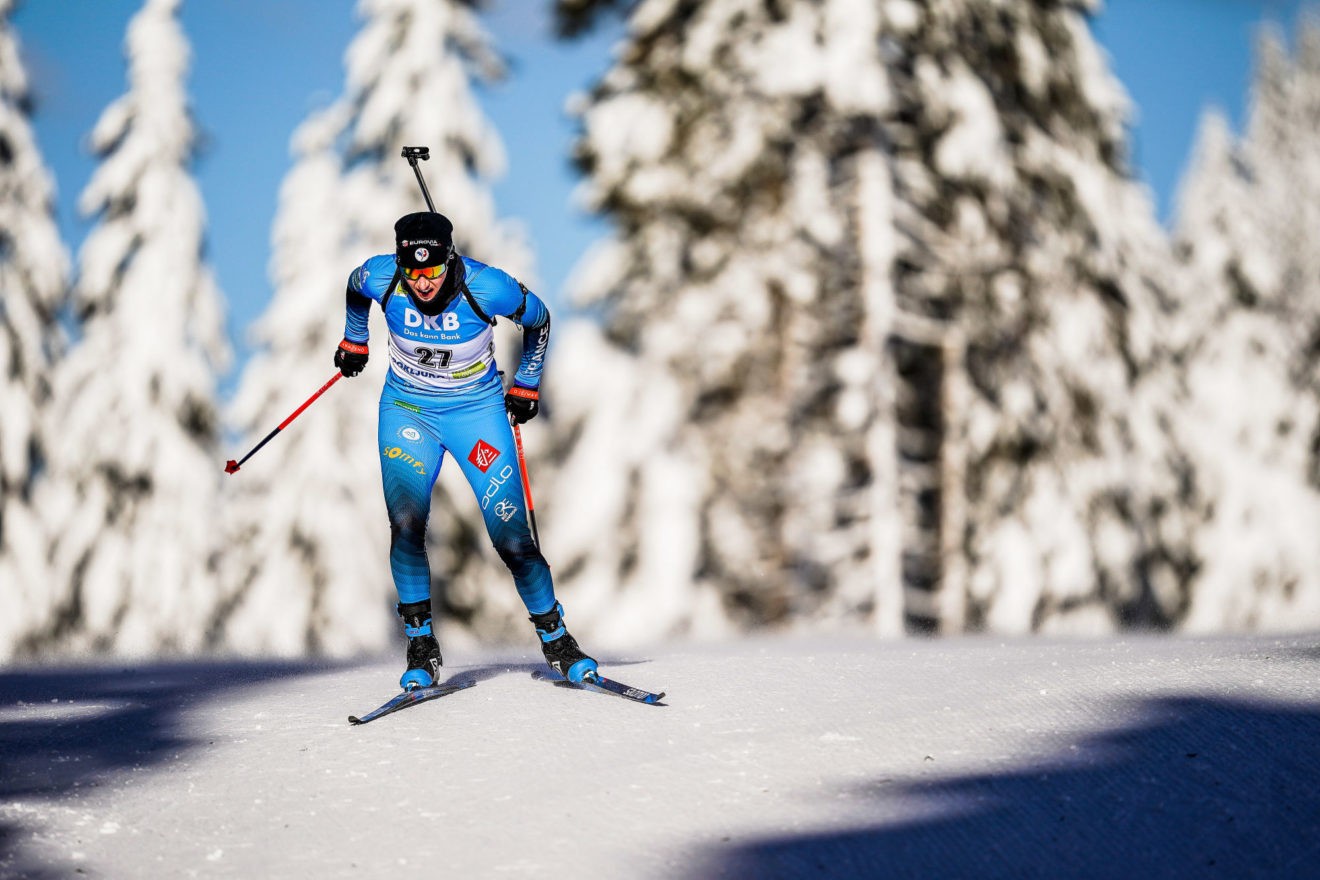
[{"xmin": 344, "ymin": 254, "xmax": 555, "ymax": 616}]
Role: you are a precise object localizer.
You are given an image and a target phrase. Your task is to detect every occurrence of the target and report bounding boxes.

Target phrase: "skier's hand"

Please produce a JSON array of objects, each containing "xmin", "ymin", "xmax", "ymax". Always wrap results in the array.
[
  {"xmin": 505, "ymin": 384, "xmax": 540, "ymax": 424},
  {"xmin": 334, "ymin": 339, "xmax": 369, "ymax": 377}
]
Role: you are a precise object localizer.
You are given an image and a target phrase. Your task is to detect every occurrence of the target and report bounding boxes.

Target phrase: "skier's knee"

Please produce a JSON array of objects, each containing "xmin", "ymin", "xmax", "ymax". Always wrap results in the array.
[
  {"xmin": 494, "ymin": 534, "xmax": 545, "ymax": 579},
  {"xmin": 389, "ymin": 507, "xmax": 428, "ymax": 548}
]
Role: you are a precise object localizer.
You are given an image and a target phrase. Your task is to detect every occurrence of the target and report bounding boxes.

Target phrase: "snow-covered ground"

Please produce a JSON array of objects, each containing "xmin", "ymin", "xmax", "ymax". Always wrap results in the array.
[{"xmin": 1, "ymin": 633, "xmax": 1317, "ymax": 879}]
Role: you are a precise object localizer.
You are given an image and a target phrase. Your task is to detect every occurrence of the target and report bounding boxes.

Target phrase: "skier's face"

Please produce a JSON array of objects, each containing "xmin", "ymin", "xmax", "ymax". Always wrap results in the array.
[{"xmin": 402, "ymin": 262, "xmax": 447, "ymax": 301}]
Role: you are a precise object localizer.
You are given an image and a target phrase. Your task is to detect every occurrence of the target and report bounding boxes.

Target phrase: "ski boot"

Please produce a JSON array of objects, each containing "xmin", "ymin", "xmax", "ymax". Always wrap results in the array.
[
  {"xmin": 530, "ymin": 602, "xmax": 597, "ymax": 683},
  {"xmin": 398, "ymin": 599, "xmax": 443, "ymax": 690}
]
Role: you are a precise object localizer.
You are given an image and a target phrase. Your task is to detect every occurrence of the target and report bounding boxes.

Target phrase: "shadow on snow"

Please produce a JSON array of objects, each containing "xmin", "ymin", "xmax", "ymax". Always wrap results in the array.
[
  {"xmin": 700, "ymin": 694, "xmax": 1320, "ymax": 880},
  {"xmin": 0, "ymin": 657, "xmax": 333, "ymax": 877},
  {"xmin": 0, "ymin": 651, "xmax": 652, "ymax": 872}
]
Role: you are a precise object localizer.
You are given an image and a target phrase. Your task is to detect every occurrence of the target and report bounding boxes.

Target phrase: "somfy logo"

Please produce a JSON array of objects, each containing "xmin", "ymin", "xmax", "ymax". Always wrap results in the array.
[{"xmin": 382, "ymin": 446, "xmax": 427, "ymax": 475}]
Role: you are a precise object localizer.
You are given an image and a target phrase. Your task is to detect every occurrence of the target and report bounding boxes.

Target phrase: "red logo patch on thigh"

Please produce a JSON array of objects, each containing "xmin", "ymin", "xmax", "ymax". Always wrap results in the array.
[{"xmin": 468, "ymin": 439, "xmax": 501, "ymax": 473}]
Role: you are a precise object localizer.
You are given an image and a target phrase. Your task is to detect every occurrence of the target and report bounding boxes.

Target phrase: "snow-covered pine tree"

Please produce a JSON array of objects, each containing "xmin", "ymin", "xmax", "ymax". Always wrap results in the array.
[
  {"xmin": 1169, "ymin": 21, "xmax": 1320, "ymax": 631},
  {"xmin": 219, "ymin": 0, "xmax": 534, "ymax": 653},
  {"xmin": 548, "ymin": 0, "xmax": 1193, "ymax": 639},
  {"xmin": 36, "ymin": 0, "xmax": 229, "ymax": 655},
  {"xmin": 880, "ymin": 1, "xmax": 1194, "ymax": 635},
  {"xmin": 0, "ymin": 0, "xmax": 70, "ymax": 659},
  {"xmin": 542, "ymin": 0, "xmax": 905, "ymax": 643},
  {"xmin": 215, "ymin": 103, "xmax": 395, "ymax": 655}
]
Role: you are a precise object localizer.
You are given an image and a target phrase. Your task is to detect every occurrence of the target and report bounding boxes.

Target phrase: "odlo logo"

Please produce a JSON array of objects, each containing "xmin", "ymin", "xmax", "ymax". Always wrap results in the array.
[{"xmin": 468, "ymin": 439, "xmax": 501, "ymax": 473}]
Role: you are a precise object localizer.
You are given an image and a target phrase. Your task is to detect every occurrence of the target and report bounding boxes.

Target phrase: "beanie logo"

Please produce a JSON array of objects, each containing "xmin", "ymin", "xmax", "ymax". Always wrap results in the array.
[{"xmin": 414, "ymin": 247, "xmax": 430, "ymax": 262}]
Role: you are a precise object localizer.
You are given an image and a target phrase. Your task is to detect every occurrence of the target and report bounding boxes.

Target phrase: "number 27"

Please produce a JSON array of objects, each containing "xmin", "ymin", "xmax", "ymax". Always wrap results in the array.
[{"xmin": 417, "ymin": 347, "xmax": 452, "ymax": 367}]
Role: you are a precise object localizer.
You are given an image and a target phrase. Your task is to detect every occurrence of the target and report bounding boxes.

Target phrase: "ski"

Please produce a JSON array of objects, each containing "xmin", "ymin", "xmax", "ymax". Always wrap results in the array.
[
  {"xmin": 582, "ymin": 671, "xmax": 666, "ymax": 705},
  {"xmin": 348, "ymin": 680, "xmax": 475, "ymax": 725},
  {"xmin": 533, "ymin": 669, "xmax": 666, "ymax": 705}
]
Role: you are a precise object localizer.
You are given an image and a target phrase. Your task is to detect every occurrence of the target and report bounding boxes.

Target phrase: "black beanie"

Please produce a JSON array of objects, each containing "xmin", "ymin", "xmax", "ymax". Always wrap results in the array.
[{"xmin": 395, "ymin": 212, "xmax": 454, "ymax": 269}]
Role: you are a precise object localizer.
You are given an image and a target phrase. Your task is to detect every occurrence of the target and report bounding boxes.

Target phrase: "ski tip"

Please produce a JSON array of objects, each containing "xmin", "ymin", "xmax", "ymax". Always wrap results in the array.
[{"xmin": 348, "ymin": 715, "xmax": 363, "ymax": 724}]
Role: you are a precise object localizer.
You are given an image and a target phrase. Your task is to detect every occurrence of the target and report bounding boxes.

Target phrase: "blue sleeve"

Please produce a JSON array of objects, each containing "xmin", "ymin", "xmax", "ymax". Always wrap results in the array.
[
  {"xmin": 516, "ymin": 288, "xmax": 549, "ymax": 330},
  {"xmin": 472, "ymin": 265, "xmax": 548, "ymax": 329},
  {"xmin": 514, "ymin": 309, "xmax": 550, "ymax": 389},
  {"xmin": 474, "ymin": 265, "xmax": 529, "ymax": 319},
  {"xmin": 502, "ymin": 278, "xmax": 551, "ymax": 388},
  {"xmin": 343, "ymin": 259, "xmax": 380, "ymax": 344},
  {"xmin": 469, "ymin": 263, "xmax": 551, "ymax": 388}
]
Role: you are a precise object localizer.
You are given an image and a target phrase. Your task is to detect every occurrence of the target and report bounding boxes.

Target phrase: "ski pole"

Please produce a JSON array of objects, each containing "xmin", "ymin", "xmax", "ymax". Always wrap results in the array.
[
  {"xmin": 401, "ymin": 146, "xmax": 436, "ymax": 211},
  {"xmin": 225, "ymin": 372, "xmax": 342, "ymax": 475},
  {"xmin": 510, "ymin": 418, "xmax": 541, "ymax": 549}
]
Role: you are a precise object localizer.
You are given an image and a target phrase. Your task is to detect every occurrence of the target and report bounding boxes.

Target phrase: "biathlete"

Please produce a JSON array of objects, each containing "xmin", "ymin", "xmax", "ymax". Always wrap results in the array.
[{"xmin": 334, "ymin": 211, "xmax": 596, "ymax": 690}]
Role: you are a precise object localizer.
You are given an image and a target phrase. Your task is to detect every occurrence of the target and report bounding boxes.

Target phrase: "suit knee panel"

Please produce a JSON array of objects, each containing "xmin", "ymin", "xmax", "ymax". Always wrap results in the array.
[
  {"xmin": 494, "ymin": 535, "xmax": 546, "ymax": 579},
  {"xmin": 389, "ymin": 507, "xmax": 429, "ymax": 547}
]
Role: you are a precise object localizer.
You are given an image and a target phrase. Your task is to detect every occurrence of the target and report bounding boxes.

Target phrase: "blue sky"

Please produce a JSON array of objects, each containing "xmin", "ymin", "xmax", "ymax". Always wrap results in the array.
[{"xmin": 11, "ymin": 0, "xmax": 1315, "ymax": 387}]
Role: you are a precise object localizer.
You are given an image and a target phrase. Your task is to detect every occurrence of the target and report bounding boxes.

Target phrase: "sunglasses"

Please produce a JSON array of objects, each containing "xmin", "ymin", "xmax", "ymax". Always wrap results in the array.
[{"xmin": 402, "ymin": 263, "xmax": 447, "ymax": 280}]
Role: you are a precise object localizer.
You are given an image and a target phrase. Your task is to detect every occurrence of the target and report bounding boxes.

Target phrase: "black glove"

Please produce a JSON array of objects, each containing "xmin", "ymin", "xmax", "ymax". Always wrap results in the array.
[
  {"xmin": 334, "ymin": 339, "xmax": 369, "ymax": 377},
  {"xmin": 505, "ymin": 384, "xmax": 540, "ymax": 424}
]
